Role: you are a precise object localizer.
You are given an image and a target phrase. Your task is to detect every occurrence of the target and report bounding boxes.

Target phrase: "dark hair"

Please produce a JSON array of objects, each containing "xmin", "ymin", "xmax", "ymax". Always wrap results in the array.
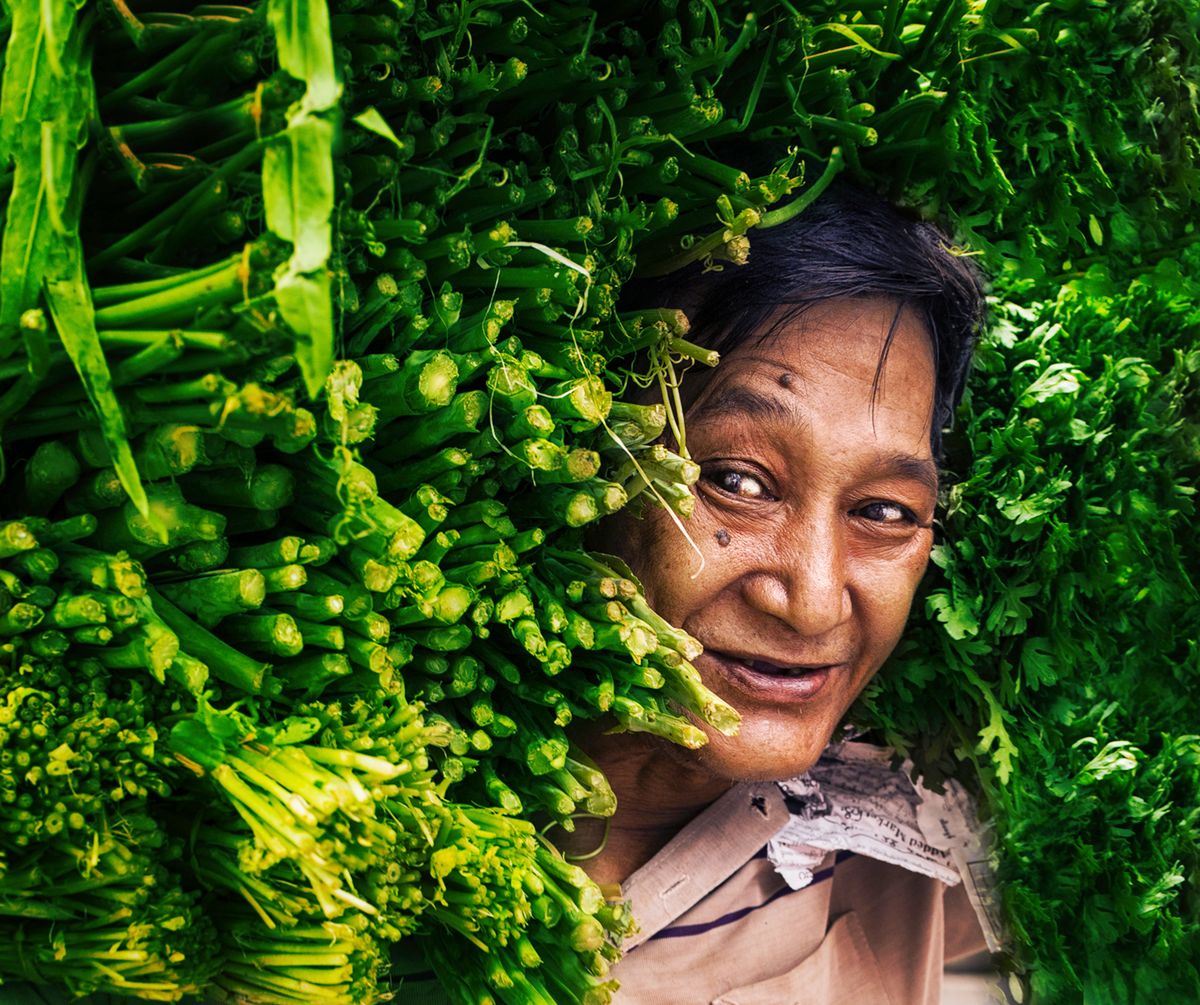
[{"xmin": 623, "ymin": 182, "xmax": 986, "ymax": 458}]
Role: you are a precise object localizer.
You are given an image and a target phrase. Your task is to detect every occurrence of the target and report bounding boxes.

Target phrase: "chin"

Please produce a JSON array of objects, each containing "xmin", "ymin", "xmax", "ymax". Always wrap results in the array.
[{"xmin": 686, "ymin": 714, "xmax": 835, "ymax": 783}]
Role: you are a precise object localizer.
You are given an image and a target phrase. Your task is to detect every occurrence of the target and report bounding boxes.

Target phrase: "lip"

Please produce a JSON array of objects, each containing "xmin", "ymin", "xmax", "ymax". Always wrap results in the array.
[{"xmin": 701, "ymin": 650, "xmax": 846, "ymax": 704}]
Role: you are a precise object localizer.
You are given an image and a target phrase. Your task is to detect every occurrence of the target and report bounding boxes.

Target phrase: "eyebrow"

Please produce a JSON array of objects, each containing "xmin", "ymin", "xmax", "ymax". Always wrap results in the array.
[
  {"xmin": 690, "ymin": 384, "xmax": 796, "ymax": 424},
  {"xmin": 874, "ymin": 453, "xmax": 940, "ymax": 496},
  {"xmin": 689, "ymin": 384, "xmax": 940, "ymax": 495}
]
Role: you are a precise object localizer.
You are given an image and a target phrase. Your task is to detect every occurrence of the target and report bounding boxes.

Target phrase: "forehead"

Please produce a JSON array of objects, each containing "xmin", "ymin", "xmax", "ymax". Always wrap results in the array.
[{"xmin": 689, "ymin": 297, "xmax": 937, "ymax": 446}]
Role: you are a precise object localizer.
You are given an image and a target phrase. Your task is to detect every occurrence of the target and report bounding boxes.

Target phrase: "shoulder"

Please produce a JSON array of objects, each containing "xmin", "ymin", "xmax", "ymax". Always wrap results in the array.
[{"xmin": 617, "ymin": 850, "xmax": 972, "ymax": 1005}]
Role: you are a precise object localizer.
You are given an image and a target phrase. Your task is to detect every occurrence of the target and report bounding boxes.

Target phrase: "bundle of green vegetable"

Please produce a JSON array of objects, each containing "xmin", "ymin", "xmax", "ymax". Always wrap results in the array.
[
  {"xmin": 867, "ymin": 257, "xmax": 1200, "ymax": 1001},
  {"xmin": 0, "ymin": 1, "xmax": 1195, "ymax": 1003}
]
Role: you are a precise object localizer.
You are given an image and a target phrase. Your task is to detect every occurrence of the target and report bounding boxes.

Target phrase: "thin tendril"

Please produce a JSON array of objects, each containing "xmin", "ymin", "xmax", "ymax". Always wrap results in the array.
[
  {"xmin": 563, "ymin": 814, "xmax": 613, "ymax": 862},
  {"xmin": 599, "ymin": 415, "xmax": 705, "ymax": 580}
]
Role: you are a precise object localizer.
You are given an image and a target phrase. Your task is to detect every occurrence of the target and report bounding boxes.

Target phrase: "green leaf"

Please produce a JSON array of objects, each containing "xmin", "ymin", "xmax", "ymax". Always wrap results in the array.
[
  {"xmin": 926, "ymin": 589, "xmax": 980, "ymax": 640},
  {"xmin": 274, "ymin": 269, "xmax": 334, "ymax": 396},
  {"xmin": 1017, "ymin": 636, "xmax": 1057, "ymax": 690},
  {"xmin": 974, "ymin": 690, "xmax": 1017, "ymax": 785},
  {"xmin": 353, "ymin": 106, "xmax": 407, "ymax": 152},
  {"xmin": 267, "ymin": 0, "xmax": 339, "ymax": 112},
  {"xmin": 43, "ymin": 239, "xmax": 151, "ymax": 526},
  {"xmin": 263, "ymin": 119, "xmax": 334, "ymax": 275},
  {"xmin": 0, "ymin": 0, "xmax": 86, "ymax": 355},
  {"xmin": 263, "ymin": 0, "xmax": 341, "ymax": 398},
  {"xmin": 1017, "ymin": 362, "xmax": 1084, "ymax": 405}
]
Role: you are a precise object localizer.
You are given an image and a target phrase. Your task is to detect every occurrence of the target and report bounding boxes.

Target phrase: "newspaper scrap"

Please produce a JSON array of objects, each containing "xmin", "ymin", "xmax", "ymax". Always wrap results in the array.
[
  {"xmin": 768, "ymin": 742, "xmax": 961, "ymax": 887},
  {"xmin": 763, "ymin": 832, "xmax": 829, "ymax": 890},
  {"xmin": 912, "ymin": 771, "xmax": 1006, "ymax": 954},
  {"xmin": 767, "ymin": 741, "xmax": 1006, "ymax": 953}
]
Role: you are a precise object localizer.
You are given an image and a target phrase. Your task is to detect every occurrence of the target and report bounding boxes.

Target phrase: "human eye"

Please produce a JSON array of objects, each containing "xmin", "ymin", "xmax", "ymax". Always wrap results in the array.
[
  {"xmin": 854, "ymin": 500, "xmax": 920, "ymax": 525},
  {"xmin": 703, "ymin": 465, "xmax": 775, "ymax": 501}
]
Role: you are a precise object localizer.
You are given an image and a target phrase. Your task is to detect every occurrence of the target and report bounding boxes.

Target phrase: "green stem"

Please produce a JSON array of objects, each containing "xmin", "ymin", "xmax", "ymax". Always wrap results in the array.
[
  {"xmin": 88, "ymin": 140, "xmax": 264, "ymax": 269},
  {"xmin": 148, "ymin": 588, "xmax": 273, "ymax": 694},
  {"xmin": 759, "ymin": 147, "xmax": 845, "ymax": 228}
]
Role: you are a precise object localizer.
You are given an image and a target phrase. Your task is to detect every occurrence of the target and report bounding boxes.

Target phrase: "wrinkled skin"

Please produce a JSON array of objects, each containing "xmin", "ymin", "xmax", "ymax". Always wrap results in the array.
[{"xmin": 572, "ymin": 297, "xmax": 939, "ymax": 883}]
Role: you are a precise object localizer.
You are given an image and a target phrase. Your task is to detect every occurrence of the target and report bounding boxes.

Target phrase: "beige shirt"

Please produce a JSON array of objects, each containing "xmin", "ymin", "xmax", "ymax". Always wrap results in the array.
[{"xmin": 612, "ymin": 781, "xmax": 988, "ymax": 1004}]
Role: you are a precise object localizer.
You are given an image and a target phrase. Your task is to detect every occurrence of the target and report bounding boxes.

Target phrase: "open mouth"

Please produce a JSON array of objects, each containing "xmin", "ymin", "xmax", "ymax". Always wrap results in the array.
[
  {"xmin": 703, "ymin": 651, "xmax": 845, "ymax": 702},
  {"xmin": 743, "ymin": 658, "xmax": 832, "ymax": 678}
]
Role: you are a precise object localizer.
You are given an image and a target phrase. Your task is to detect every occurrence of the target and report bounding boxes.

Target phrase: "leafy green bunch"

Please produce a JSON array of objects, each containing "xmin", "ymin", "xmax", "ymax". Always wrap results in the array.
[
  {"xmin": 870, "ymin": 0, "xmax": 1200, "ymax": 285},
  {"xmin": 0, "ymin": 1, "xmax": 1197, "ymax": 1003},
  {"xmin": 863, "ymin": 255, "xmax": 1200, "ymax": 998},
  {"xmin": 0, "ymin": 562, "xmax": 218, "ymax": 999}
]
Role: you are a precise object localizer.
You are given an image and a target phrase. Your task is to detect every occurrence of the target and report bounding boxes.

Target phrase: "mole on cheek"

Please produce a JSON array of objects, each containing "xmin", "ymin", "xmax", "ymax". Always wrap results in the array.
[
  {"xmin": 715, "ymin": 529, "xmax": 731, "ymax": 547},
  {"xmin": 778, "ymin": 372, "xmax": 794, "ymax": 389}
]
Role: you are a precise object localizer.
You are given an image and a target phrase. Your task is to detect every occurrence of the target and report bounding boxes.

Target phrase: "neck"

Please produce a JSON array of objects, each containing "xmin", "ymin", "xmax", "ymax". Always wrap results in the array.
[{"xmin": 558, "ymin": 724, "xmax": 732, "ymax": 888}]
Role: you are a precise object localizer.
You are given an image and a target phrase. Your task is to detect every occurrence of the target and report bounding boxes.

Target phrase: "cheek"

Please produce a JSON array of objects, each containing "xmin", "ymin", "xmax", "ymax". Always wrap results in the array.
[
  {"xmin": 607, "ymin": 503, "xmax": 737, "ymax": 625},
  {"xmin": 599, "ymin": 508, "xmax": 687, "ymax": 610},
  {"xmin": 857, "ymin": 535, "xmax": 932, "ymax": 647}
]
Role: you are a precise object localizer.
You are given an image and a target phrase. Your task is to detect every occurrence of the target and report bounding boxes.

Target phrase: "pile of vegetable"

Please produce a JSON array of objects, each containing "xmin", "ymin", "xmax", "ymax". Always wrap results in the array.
[
  {"xmin": 0, "ymin": 1, "xmax": 1195, "ymax": 1003},
  {"xmin": 920, "ymin": 257, "xmax": 1200, "ymax": 1003}
]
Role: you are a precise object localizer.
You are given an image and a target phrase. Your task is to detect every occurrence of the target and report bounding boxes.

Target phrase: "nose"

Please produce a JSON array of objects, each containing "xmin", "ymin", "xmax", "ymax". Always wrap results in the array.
[{"xmin": 740, "ymin": 510, "xmax": 851, "ymax": 639}]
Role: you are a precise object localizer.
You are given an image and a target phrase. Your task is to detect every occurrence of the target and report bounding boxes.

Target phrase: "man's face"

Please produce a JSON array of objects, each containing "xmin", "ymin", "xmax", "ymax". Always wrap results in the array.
[{"xmin": 608, "ymin": 297, "xmax": 938, "ymax": 782}]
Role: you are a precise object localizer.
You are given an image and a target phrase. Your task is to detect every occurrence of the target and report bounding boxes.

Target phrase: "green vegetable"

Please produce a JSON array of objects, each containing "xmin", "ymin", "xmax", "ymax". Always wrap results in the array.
[{"xmin": 0, "ymin": 1, "xmax": 1196, "ymax": 1003}]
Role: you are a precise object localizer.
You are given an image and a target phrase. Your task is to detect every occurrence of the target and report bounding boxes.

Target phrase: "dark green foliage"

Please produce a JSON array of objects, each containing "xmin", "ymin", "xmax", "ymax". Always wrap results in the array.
[
  {"xmin": 0, "ymin": 1, "xmax": 1196, "ymax": 1003},
  {"xmin": 957, "ymin": 1, "xmax": 1200, "ymax": 283},
  {"xmin": 865, "ymin": 255, "xmax": 1200, "ymax": 1000}
]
